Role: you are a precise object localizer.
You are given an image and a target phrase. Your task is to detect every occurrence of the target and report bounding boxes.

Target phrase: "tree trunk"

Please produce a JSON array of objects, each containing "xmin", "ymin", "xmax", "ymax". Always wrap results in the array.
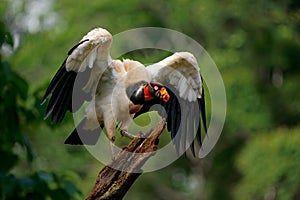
[{"xmin": 86, "ymin": 120, "xmax": 166, "ymax": 200}]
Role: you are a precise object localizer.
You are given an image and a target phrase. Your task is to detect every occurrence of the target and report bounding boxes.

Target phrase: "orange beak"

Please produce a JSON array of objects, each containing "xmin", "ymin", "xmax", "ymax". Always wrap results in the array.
[{"xmin": 160, "ymin": 87, "xmax": 170, "ymax": 102}]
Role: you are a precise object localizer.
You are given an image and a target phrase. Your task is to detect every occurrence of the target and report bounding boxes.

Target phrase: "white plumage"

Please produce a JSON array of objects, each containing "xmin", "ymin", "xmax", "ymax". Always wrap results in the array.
[{"xmin": 42, "ymin": 27, "xmax": 207, "ymax": 156}]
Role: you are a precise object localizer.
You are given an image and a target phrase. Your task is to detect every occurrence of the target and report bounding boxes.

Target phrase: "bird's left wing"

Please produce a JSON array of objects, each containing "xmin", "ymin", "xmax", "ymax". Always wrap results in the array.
[
  {"xmin": 136, "ymin": 52, "xmax": 207, "ymax": 156},
  {"xmin": 41, "ymin": 28, "xmax": 113, "ymax": 124}
]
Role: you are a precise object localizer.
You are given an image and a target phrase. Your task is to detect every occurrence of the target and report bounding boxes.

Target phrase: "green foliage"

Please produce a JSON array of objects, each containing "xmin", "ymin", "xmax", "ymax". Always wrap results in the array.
[
  {"xmin": 1, "ymin": 0, "xmax": 300, "ymax": 199},
  {"xmin": 0, "ymin": 19, "xmax": 82, "ymax": 200},
  {"xmin": 0, "ymin": 172, "xmax": 81, "ymax": 200},
  {"xmin": 0, "ymin": 22, "xmax": 13, "ymax": 47},
  {"xmin": 0, "ymin": 21, "xmax": 27, "ymax": 173},
  {"xmin": 235, "ymin": 127, "xmax": 300, "ymax": 200}
]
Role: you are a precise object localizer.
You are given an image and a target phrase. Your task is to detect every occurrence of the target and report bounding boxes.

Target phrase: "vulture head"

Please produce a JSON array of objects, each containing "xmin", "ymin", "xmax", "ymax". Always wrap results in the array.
[{"xmin": 127, "ymin": 81, "xmax": 170, "ymax": 105}]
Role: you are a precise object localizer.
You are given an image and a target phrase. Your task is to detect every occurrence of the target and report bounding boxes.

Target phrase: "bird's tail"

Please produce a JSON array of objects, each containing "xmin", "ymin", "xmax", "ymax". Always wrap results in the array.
[{"xmin": 64, "ymin": 118, "xmax": 103, "ymax": 145}]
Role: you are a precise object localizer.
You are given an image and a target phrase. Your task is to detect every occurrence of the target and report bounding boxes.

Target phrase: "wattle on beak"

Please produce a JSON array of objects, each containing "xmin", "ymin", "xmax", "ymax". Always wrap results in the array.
[
  {"xmin": 159, "ymin": 87, "xmax": 170, "ymax": 102},
  {"xmin": 143, "ymin": 84, "xmax": 170, "ymax": 103}
]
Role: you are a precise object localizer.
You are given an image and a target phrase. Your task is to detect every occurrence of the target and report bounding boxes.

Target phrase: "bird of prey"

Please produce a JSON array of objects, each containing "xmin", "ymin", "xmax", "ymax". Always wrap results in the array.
[{"xmin": 41, "ymin": 27, "xmax": 207, "ymax": 156}]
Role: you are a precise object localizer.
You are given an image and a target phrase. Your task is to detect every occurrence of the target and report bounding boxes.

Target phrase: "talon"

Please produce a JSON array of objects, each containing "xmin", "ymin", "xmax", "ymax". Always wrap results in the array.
[
  {"xmin": 111, "ymin": 136, "xmax": 115, "ymax": 142},
  {"xmin": 120, "ymin": 130, "xmax": 135, "ymax": 139},
  {"xmin": 122, "ymin": 146, "xmax": 129, "ymax": 151},
  {"xmin": 138, "ymin": 131, "xmax": 145, "ymax": 138},
  {"xmin": 120, "ymin": 130, "xmax": 125, "ymax": 137}
]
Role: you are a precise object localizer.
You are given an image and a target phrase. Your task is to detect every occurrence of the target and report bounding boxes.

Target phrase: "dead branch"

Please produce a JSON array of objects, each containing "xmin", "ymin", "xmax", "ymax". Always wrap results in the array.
[{"xmin": 86, "ymin": 120, "xmax": 166, "ymax": 200}]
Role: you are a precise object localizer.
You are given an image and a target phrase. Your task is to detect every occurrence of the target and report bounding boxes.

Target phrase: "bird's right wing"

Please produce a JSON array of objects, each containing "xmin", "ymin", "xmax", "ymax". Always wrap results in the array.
[
  {"xmin": 135, "ymin": 52, "xmax": 207, "ymax": 156},
  {"xmin": 41, "ymin": 28, "xmax": 113, "ymax": 124}
]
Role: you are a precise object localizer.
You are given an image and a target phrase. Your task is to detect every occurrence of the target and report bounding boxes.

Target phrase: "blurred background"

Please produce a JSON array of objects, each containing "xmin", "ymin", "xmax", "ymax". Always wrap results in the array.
[{"xmin": 1, "ymin": 0, "xmax": 300, "ymax": 199}]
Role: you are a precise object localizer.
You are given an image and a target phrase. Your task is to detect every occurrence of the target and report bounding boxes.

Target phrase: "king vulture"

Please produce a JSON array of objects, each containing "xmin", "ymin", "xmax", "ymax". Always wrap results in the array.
[{"xmin": 41, "ymin": 27, "xmax": 207, "ymax": 156}]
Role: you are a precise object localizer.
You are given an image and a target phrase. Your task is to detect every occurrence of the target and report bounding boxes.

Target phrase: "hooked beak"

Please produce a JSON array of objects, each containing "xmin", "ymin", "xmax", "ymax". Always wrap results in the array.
[{"xmin": 159, "ymin": 87, "xmax": 170, "ymax": 103}]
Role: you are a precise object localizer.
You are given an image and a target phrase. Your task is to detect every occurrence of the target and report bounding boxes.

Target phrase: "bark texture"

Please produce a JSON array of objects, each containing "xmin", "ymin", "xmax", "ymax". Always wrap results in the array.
[{"xmin": 86, "ymin": 120, "xmax": 166, "ymax": 200}]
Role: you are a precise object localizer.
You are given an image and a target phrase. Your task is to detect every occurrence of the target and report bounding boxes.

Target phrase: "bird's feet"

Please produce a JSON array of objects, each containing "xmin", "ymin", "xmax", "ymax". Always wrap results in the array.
[{"xmin": 120, "ymin": 129, "xmax": 136, "ymax": 139}]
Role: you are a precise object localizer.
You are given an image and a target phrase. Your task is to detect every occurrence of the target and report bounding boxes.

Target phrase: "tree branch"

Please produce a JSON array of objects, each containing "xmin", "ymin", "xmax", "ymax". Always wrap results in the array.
[{"xmin": 86, "ymin": 120, "xmax": 166, "ymax": 200}]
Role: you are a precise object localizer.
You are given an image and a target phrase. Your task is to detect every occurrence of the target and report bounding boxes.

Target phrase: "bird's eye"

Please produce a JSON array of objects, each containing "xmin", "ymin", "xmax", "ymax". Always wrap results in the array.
[
  {"xmin": 155, "ymin": 91, "xmax": 160, "ymax": 97},
  {"xmin": 154, "ymin": 86, "xmax": 159, "ymax": 90}
]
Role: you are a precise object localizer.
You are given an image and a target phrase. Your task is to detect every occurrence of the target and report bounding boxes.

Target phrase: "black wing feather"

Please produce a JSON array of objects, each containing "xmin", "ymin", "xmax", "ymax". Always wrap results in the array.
[
  {"xmin": 41, "ymin": 40, "xmax": 92, "ymax": 124},
  {"xmin": 133, "ymin": 85, "xmax": 206, "ymax": 157},
  {"xmin": 199, "ymin": 89, "xmax": 207, "ymax": 133},
  {"xmin": 187, "ymin": 103, "xmax": 195, "ymax": 156},
  {"xmin": 64, "ymin": 118, "xmax": 104, "ymax": 145},
  {"xmin": 41, "ymin": 59, "xmax": 69, "ymax": 105},
  {"xmin": 195, "ymin": 101, "xmax": 203, "ymax": 149},
  {"xmin": 51, "ymin": 72, "xmax": 76, "ymax": 123}
]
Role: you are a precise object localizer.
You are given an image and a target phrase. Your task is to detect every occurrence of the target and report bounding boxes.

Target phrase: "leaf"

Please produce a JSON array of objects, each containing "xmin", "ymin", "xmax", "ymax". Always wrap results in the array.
[
  {"xmin": 61, "ymin": 180, "xmax": 81, "ymax": 197},
  {"xmin": 0, "ymin": 20, "xmax": 13, "ymax": 47},
  {"xmin": 49, "ymin": 188, "xmax": 70, "ymax": 200},
  {"xmin": 0, "ymin": 150, "xmax": 19, "ymax": 173},
  {"xmin": 8, "ymin": 63, "xmax": 29, "ymax": 101},
  {"xmin": 23, "ymin": 135, "xmax": 35, "ymax": 162}
]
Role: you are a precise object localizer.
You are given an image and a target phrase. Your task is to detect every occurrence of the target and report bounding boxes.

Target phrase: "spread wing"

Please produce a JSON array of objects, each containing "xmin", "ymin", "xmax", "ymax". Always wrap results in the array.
[
  {"xmin": 41, "ymin": 28, "xmax": 113, "ymax": 124},
  {"xmin": 136, "ymin": 52, "xmax": 207, "ymax": 156}
]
